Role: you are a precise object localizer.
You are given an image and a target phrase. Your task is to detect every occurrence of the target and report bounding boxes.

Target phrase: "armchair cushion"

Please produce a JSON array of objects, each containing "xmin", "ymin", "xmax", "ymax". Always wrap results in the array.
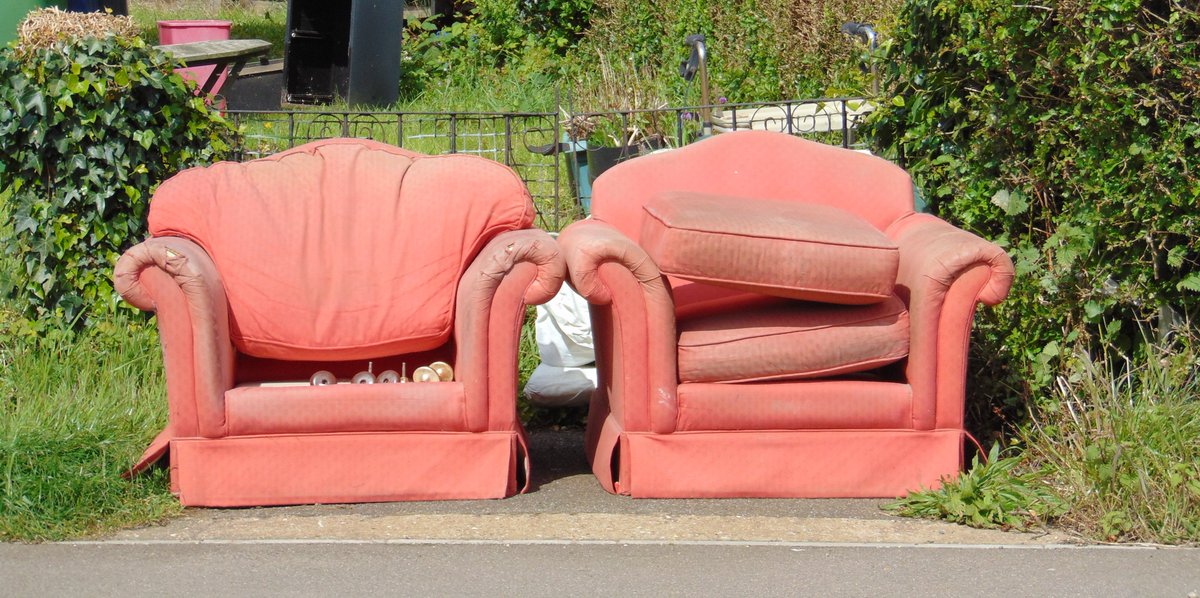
[
  {"xmin": 677, "ymin": 295, "xmax": 909, "ymax": 384},
  {"xmin": 224, "ymin": 382, "xmax": 468, "ymax": 436},
  {"xmin": 640, "ymin": 192, "xmax": 898, "ymax": 305}
]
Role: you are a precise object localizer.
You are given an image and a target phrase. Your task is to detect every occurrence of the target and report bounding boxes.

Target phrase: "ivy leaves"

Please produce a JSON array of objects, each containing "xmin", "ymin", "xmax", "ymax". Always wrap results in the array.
[{"xmin": 0, "ymin": 34, "xmax": 234, "ymax": 325}]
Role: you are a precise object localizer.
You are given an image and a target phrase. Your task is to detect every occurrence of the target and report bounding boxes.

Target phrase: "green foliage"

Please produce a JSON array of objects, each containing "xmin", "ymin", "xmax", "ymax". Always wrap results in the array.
[
  {"xmin": 0, "ymin": 309, "xmax": 179, "ymax": 541},
  {"xmin": 576, "ymin": 0, "xmax": 901, "ymax": 103},
  {"xmin": 866, "ymin": 0, "xmax": 1200, "ymax": 409},
  {"xmin": 885, "ymin": 444, "xmax": 1068, "ymax": 531},
  {"xmin": 474, "ymin": 0, "xmax": 594, "ymax": 55},
  {"xmin": 891, "ymin": 335, "xmax": 1200, "ymax": 544},
  {"xmin": 1023, "ymin": 338, "xmax": 1200, "ymax": 543},
  {"xmin": 399, "ymin": 7, "xmax": 565, "ymax": 106},
  {"xmin": 0, "ymin": 33, "xmax": 234, "ymax": 325},
  {"xmin": 397, "ymin": 0, "xmax": 901, "ymax": 113}
]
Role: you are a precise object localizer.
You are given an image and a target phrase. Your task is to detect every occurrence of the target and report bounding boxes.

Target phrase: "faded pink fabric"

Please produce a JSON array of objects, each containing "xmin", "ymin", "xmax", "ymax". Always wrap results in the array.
[
  {"xmin": 642, "ymin": 192, "xmax": 899, "ymax": 304},
  {"xmin": 149, "ymin": 138, "xmax": 534, "ymax": 361},
  {"xmin": 562, "ymin": 131, "xmax": 1015, "ymax": 498},
  {"xmin": 114, "ymin": 139, "xmax": 565, "ymax": 506},
  {"xmin": 676, "ymin": 295, "xmax": 909, "ymax": 384}
]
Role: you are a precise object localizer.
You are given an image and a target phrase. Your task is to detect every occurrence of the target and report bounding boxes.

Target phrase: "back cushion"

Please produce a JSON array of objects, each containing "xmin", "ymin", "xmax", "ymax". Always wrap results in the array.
[
  {"xmin": 591, "ymin": 130, "xmax": 915, "ymax": 240},
  {"xmin": 592, "ymin": 130, "xmax": 915, "ymax": 317},
  {"xmin": 149, "ymin": 139, "xmax": 533, "ymax": 360}
]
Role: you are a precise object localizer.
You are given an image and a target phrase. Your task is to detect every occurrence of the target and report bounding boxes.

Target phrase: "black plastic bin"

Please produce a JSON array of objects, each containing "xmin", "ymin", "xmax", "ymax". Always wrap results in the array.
[{"xmin": 283, "ymin": 0, "xmax": 403, "ymax": 107}]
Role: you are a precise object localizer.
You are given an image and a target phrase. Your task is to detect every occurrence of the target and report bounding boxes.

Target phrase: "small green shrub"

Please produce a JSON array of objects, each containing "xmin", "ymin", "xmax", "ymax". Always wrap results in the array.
[
  {"xmin": 885, "ymin": 444, "xmax": 1067, "ymax": 531},
  {"xmin": 398, "ymin": 11, "xmax": 562, "ymax": 110},
  {"xmin": 0, "ymin": 31, "xmax": 234, "ymax": 324},
  {"xmin": 473, "ymin": 0, "xmax": 594, "ymax": 56}
]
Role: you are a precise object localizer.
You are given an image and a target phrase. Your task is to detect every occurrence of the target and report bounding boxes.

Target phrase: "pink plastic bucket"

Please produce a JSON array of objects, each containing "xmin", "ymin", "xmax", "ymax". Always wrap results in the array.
[{"xmin": 158, "ymin": 20, "xmax": 233, "ymax": 96}]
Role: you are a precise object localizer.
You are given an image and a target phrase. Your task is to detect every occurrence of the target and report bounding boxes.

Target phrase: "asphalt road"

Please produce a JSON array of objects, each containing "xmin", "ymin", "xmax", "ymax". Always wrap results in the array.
[{"xmin": 2, "ymin": 541, "xmax": 1198, "ymax": 597}]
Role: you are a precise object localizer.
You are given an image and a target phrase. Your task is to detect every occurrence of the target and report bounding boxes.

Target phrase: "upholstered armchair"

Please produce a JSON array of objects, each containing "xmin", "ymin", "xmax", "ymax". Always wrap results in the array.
[
  {"xmin": 559, "ymin": 131, "xmax": 1014, "ymax": 498},
  {"xmin": 115, "ymin": 139, "xmax": 564, "ymax": 506}
]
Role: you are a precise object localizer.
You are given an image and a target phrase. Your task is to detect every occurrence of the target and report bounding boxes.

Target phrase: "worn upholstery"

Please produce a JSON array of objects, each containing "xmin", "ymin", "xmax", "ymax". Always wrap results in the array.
[
  {"xmin": 676, "ymin": 295, "xmax": 910, "ymax": 384},
  {"xmin": 114, "ymin": 139, "xmax": 565, "ymax": 506},
  {"xmin": 559, "ymin": 130, "xmax": 1014, "ymax": 498},
  {"xmin": 641, "ymin": 192, "xmax": 899, "ymax": 304},
  {"xmin": 149, "ymin": 139, "xmax": 534, "ymax": 361}
]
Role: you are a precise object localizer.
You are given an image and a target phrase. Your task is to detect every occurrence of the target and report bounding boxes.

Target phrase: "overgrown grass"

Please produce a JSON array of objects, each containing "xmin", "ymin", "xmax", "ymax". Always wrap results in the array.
[
  {"xmin": 396, "ymin": 52, "xmax": 561, "ymax": 114},
  {"xmin": 889, "ymin": 334, "xmax": 1200, "ymax": 544},
  {"xmin": 1025, "ymin": 338, "xmax": 1200, "ymax": 543},
  {"xmin": 0, "ymin": 188, "xmax": 177, "ymax": 542},
  {"xmin": 0, "ymin": 310, "xmax": 178, "ymax": 542}
]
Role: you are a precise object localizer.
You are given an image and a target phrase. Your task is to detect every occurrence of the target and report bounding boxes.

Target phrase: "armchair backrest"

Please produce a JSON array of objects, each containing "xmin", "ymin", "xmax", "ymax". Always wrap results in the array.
[
  {"xmin": 148, "ymin": 138, "xmax": 534, "ymax": 361},
  {"xmin": 591, "ymin": 130, "xmax": 915, "ymax": 240}
]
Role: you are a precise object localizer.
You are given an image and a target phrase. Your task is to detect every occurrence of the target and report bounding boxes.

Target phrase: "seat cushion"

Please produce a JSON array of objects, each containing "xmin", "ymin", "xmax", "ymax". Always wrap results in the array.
[
  {"xmin": 640, "ymin": 192, "xmax": 899, "ymax": 305},
  {"xmin": 225, "ymin": 382, "xmax": 467, "ymax": 436},
  {"xmin": 676, "ymin": 295, "xmax": 909, "ymax": 384}
]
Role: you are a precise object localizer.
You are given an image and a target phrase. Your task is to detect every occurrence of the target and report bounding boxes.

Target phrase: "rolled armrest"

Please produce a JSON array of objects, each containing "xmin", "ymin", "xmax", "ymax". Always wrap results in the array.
[
  {"xmin": 886, "ymin": 212, "xmax": 1015, "ymax": 429},
  {"xmin": 114, "ymin": 237, "xmax": 235, "ymax": 440},
  {"xmin": 558, "ymin": 219, "xmax": 678, "ymax": 434},
  {"xmin": 560, "ymin": 219, "xmax": 667, "ymax": 305},
  {"xmin": 888, "ymin": 213, "xmax": 1014, "ymax": 306},
  {"xmin": 454, "ymin": 228, "xmax": 565, "ymax": 431}
]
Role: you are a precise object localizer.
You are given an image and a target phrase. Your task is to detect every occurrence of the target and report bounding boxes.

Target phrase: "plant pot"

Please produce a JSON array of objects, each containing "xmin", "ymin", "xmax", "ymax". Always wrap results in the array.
[
  {"xmin": 586, "ymin": 136, "xmax": 671, "ymax": 185},
  {"xmin": 585, "ymin": 145, "xmax": 640, "ymax": 185}
]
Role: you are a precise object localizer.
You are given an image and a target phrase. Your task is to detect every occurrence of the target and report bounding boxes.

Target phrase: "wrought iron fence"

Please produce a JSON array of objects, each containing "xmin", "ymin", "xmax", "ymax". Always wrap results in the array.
[{"xmin": 226, "ymin": 97, "xmax": 874, "ymax": 231}]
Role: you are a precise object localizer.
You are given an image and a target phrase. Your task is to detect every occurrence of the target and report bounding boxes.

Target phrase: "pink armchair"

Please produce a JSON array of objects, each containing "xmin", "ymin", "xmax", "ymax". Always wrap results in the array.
[
  {"xmin": 115, "ymin": 139, "xmax": 564, "ymax": 506},
  {"xmin": 559, "ymin": 131, "xmax": 1014, "ymax": 498}
]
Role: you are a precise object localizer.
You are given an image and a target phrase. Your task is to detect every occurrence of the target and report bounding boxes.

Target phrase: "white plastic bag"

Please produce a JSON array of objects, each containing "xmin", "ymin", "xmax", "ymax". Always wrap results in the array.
[
  {"xmin": 524, "ymin": 281, "xmax": 597, "ymax": 407},
  {"xmin": 535, "ymin": 283, "xmax": 595, "ymax": 367},
  {"xmin": 523, "ymin": 364, "xmax": 598, "ymax": 408}
]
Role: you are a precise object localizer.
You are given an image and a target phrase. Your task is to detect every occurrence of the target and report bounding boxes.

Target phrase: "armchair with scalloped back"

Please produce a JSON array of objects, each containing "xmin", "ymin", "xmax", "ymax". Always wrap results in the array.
[{"xmin": 114, "ymin": 138, "xmax": 564, "ymax": 507}]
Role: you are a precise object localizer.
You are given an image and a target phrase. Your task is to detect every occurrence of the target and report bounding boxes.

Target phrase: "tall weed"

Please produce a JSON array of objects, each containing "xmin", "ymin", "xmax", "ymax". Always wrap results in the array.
[
  {"xmin": 1024, "ymin": 337, "xmax": 1200, "ymax": 543},
  {"xmin": 885, "ymin": 444, "xmax": 1066, "ymax": 531}
]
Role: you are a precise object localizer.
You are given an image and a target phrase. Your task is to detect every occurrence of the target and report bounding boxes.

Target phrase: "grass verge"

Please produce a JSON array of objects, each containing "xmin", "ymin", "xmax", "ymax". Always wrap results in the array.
[
  {"xmin": 1025, "ymin": 338, "xmax": 1200, "ymax": 543},
  {"xmin": 888, "ymin": 333, "xmax": 1200, "ymax": 544},
  {"xmin": 0, "ymin": 187, "xmax": 175, "ymax": 541},
  {"xmin": 0, "ymin": 311, "xmax": 178, "ymax": 541}
]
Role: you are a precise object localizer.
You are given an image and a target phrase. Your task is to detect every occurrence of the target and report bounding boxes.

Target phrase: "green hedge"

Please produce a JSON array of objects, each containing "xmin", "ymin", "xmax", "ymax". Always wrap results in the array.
[
  {"xmin": 0, "ymin": 34, "xmax": 234, "ymax": 324},
  {"xmin": 867, "ymin": 0, "xmax": 1199, "ymax": 407}
]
